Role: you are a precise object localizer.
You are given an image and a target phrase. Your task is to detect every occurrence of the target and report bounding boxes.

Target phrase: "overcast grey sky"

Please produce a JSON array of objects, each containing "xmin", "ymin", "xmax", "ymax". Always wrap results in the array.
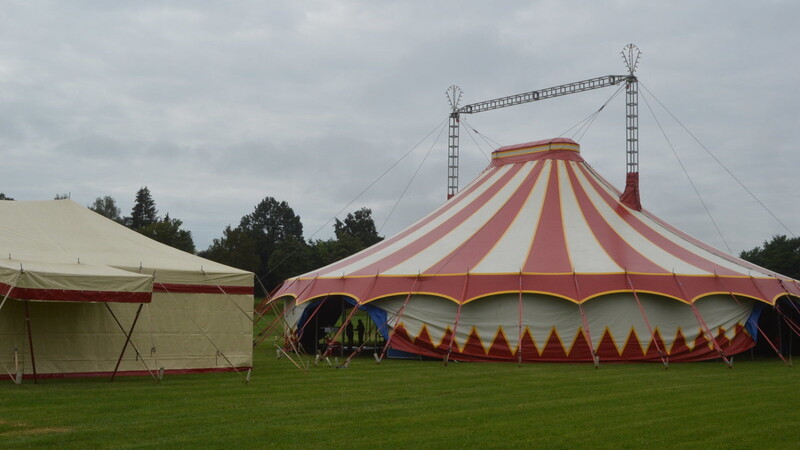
[{"xmin": 1, "ymin": 1, "xmax": 798, "ymax": 254}]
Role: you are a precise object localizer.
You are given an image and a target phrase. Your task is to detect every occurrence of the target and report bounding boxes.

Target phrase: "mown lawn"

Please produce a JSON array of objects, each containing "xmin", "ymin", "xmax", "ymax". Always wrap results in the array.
[{"xmin": 1, "ymin": 346, "xmax": 799, "ymax": 448}]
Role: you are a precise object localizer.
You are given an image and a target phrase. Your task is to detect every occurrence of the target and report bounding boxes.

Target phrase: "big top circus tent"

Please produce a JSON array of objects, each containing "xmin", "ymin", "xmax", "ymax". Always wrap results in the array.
[{"xmin": 271, "ymin": 138, "xmax": 800, "ymax": 364}]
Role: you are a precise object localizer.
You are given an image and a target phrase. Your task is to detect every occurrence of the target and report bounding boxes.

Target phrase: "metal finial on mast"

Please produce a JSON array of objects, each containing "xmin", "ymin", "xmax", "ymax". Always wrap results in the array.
[
  {"xmin": 446, "ymin": 85, "xmax": 462, "ymax": 112},
  {"xmin": 621, "ymin": 43, "xmax": 641, "ymax": 76}
]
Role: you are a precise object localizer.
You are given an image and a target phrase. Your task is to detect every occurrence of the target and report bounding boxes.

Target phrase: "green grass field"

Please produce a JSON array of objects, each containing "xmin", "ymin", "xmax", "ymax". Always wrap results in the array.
[{"xmin": 2, "ymin": 342, "xmax": 800, "ymax": 448}]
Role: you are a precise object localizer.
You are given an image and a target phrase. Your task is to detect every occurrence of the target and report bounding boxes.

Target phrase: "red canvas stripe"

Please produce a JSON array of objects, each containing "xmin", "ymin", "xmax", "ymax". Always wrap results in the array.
[
  {"xmin": 316, "ymin": 166, "xmax": 504, "ymax": 276},
  {"xmin": 154, "ymin": 283, "xmax": 254, "ymax": 295},
  {"xmin": 523, "ymin": 162, "xmax": 572, "ymax": 273},
  {"xmin": 565, "ymin": 164, "xmax": 667, "ymax": 273},
  {"xmin": 350, "ymin": 164, "xmax": 528, "ymax": 276},
  {"xmin": 277, "ymin": 271, "xmax": 778, "ymax": 305},
  {"xmin": 0, "ymin": 282, "xmax": 151, "ymax": 303},
  {"xmin": 575, "ymin": 164, "xmax": 741, "ymax": 276},
  {"xmin": 426, "ymin": 162, "xmax": 547, "ymax": 274}
]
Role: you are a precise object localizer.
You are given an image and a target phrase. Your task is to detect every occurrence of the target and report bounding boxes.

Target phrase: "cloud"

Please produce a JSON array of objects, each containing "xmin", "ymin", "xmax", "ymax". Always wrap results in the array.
[{"xmin": 0, "ymin": 1, "xmax": 797, "ymax": 254}]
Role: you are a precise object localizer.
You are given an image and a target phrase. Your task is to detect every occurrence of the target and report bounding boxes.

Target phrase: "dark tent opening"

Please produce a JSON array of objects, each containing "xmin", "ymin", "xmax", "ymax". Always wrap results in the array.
[
  {"xmin": 752, "ymin": 297, "xmax": 800, "ymax": 358},
  {"xmin": 295, "ymin": 296, "xmax": 388, "ymax": 356}
]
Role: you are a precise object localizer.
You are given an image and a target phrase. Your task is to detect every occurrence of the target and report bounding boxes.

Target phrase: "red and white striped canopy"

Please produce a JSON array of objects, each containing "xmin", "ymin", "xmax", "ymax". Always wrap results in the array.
[{"xmin": 275, "ymin": 138, "xmax": 800, "ymax": 306}]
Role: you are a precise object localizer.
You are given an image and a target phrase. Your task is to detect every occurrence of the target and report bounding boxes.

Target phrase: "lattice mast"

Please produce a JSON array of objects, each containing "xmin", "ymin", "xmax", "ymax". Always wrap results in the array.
[{"xmin": 446, "ymin": 44, "xmax": 642, "ymax": 210}]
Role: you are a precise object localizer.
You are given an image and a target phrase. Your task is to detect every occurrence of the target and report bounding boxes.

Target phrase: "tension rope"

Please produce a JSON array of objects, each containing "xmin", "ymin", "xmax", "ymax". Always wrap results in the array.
[{"xmin": 625, "ymin": 272, "xmax": 668, "ymax": 367}]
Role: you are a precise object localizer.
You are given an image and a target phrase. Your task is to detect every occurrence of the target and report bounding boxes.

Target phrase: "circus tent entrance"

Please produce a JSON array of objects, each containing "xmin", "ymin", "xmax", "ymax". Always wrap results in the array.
[
  {"xmin": 294, "ymin": 296, "xmax": 387, "ymax": 357},
  {"xmin": 750, "ymin": 297, "xmax": 800, "ymax": 358}
]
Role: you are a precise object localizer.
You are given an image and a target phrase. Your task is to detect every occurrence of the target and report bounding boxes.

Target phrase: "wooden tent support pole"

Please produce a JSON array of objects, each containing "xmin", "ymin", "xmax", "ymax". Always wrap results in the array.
[
  {"xmin": 625, "ymin": 273, "xmax": 668, "ymax": 368},
  {"xmin": 104, "ymin": 304, "xmax": 157, "ymax": 380},
  {"xmin": 0, "ymin": 271, "xmax": 22, "ymax": 383},
  {"xmin": 111, "ymin": 304, "xmax": 144, "ymax": 382},
  {"xmin": 254, "ymin": 276, "xmax": 319, "ymax": 348},
  {"xmin": 23, "ymin": 300, "xmax": 37, "ymax": 384},
  {"xmin": 321, "ymin": 298, "xmax": 362, "ymax": 360},
  {"xmin": 445, "ymin": 272, "xmax": 469, "ymax": 366},
  {"xmin": 379, "ymin": 275, "xmax": 421, "ymax": 362}
]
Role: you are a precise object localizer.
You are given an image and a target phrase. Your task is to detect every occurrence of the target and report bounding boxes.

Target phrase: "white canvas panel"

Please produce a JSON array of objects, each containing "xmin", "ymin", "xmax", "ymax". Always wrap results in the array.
[
  {"xmin": 559, "ymin": 162, "xmax": 622, "ymax": 273},
  {"xmin": 572, "ymin": 167, "xmax": 706, "ymax": 274},
  {"xmin": 386, "ymin": 164, "xmax": 536, "ymax": 275},
  {"xmin": 582, "ymin": 165, "xmax": 754, "ymax": 276},
  {"xmin": 315, "ymin": 165, "xmax": 513, "ymax": 277},
  {"xmin": 472, "ymin": 160, "xmax": 550, "ymax": 274}
]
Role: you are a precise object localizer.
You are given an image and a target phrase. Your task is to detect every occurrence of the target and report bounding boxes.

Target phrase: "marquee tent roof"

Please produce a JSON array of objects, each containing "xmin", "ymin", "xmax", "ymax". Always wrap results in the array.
[
  {"xmin": 0, "ymin": 200, "xmax": 252, "ymax": 303},
  {"xmin": 274, "ymin": 138, "xmax": 800, "ymax": 306}
]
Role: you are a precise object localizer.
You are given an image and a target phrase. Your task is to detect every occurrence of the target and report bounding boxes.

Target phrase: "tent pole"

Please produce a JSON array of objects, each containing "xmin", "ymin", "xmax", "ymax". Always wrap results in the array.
[
  {"xmin": 517, "ymin": 270, "xmax": 524, "ymax": 366},
  {"xmin": 716, "ymin": 275, "xmax": 789, "ymax": 367},
  {"xmin": 322, "ymin": 296, "xmax": 364, "ymax": 361},
  {"xmin": 626, "ymin": 272, "xmax": 668, "ymax": 368},
  {"xmin": 0, "ymin": 273, "xmax": 21, "ymax": 384},
  {"xmin": 104, "ymin": 303, "xmax": 157, "ymax": 380},
  {"xmin": 290, "ymin": 294, "xmax": 330, "ymax": 354},
  {"xmin": 445, "ymin": 271, "xmax": 469, "ymax": 366},
  {"xmin": 573, "ymin": 272, "xmax": 598, "ymax": 368},
  {"xmin": 23, "ymin": 300, "xmax": 37, "ymax": 384},
  {"xmin": 673, "ymin": 273, "xmax": 731, "ymax": 367},
  {"xmin": 320, "ymin": 273, "xmax": 379, "ymax": 362},
  {"xmin": 379, "ymin": 274, "xmax": 421, "ymax": 362},
  {"xmin": 111, "ymin": 303, "xmax": 144, "ymax": 382},
  {"xmin": 254, "ymin": 275, "xmax": 319, "ymax": 348}
]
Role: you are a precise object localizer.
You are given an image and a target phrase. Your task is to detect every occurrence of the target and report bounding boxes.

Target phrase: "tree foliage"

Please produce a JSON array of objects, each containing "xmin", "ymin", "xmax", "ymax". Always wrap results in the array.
[
  {"xmin": 740, "ymin": 235, "xmax": 800, "ymax": 280},
  {"xmin": 88, "ymin": 196, "xmax": 122, "ymax": 222},
  {"xmin": 198, "ymin": 225, "xmax": 260, "ymax": 274},
  {"xmin": 137, "ymin": 214, "xmax": 196, "ymax": 253},
  {"xmin": 129, "ymin": 187, "xmax": 158, "ymax": 229},
  {"xmin": 200, "ymin": 198, "xmax": 383, "ymax": 295},
  {"xmin": 237, "ymin": 197, "xmax": 305, "ymax": 291},
  {"xmin": 0, "ymin": 193, "xmax": 13, "ymax": 201},
  {"xmin": 334, "ymin": 207, "xmax": 383, "ymax": 248},
  {"xmin": 54, "ymin": 193, "xmax": 70, "ymax": 200}
]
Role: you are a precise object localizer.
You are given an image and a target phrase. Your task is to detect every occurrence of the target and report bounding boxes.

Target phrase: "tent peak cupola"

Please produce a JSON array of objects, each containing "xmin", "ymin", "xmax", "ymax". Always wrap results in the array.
[{"xmin": 491, "ymin": 137, "xmax": 583, "ymax": 166}]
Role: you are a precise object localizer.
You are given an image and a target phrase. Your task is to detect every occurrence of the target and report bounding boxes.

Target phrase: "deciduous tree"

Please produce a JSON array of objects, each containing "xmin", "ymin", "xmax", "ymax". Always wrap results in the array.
[
  {"xmin": 88, "ymin": 196, "xmax": 122, "ymax": 222},
  {"xmin": 740, "ymin": 235, "xmax": 800, "ymax": 280},
  {"xmin": 137, "ymin": 214, "xmax": 196, "ymax": 253}
]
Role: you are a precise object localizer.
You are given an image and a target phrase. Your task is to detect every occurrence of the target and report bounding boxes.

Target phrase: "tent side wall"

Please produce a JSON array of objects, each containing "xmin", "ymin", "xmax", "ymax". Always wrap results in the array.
[
  {"xmin": 365, "ymin": 292, "xmax": 755, "ymax": 362},
  {"xmin": 0, "ymin": 292, "xmax": 253, "ymax": 377}
]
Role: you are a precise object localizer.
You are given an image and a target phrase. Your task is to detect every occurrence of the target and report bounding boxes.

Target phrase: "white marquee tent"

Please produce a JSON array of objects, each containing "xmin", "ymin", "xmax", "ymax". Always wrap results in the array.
[{"xmin": 0, "ymin": 200, "xmax": 253, "ymax": 381}]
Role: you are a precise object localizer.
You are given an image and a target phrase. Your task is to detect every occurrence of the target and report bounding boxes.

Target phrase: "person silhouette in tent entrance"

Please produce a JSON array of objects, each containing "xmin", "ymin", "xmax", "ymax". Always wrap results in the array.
[
  {"xmin": 356, "ymin": 319, "xmax": 365, "ymax": 347},
  {"xmin": 345, "ymin": 321, "xmax": 354, "ymax": 348}
]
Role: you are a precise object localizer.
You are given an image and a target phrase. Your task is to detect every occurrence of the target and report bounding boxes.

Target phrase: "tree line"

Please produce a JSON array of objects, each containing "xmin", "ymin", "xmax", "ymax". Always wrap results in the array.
[
  {"xmin": 2, "ymin": 190, "xmax": 796, "ymax": 292},
  {"xmin": 4, "ymin": 188, "xmax": 383, "ymax": 294}
]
